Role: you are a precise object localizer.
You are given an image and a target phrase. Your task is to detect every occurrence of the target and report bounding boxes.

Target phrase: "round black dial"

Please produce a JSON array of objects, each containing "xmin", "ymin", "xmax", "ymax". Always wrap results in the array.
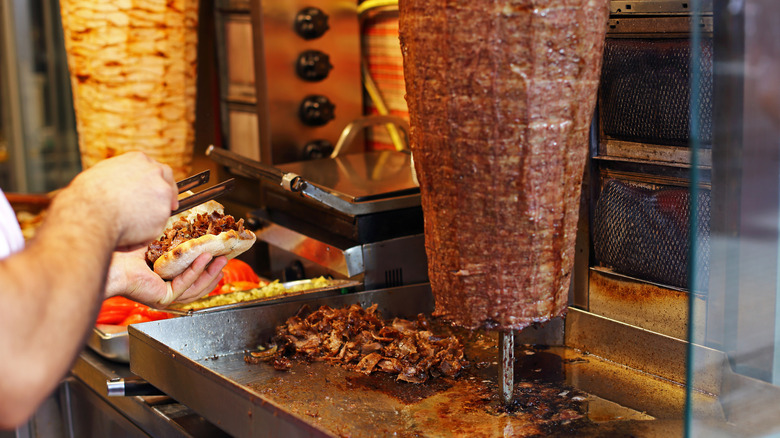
[
  {"xmin": 303, "ymin": 139, "xmax": 334, "ymax": 159},
  {"xmin": 299, "ymin": 95, "xmax": 335, "ymax": 126},
  {"xmin": 296, "ymin": 50, "xmax": 333, "ymax": 82},
  {"xmin": 294, "ymin": 7, "xmax": 329, "ymax": 40}
]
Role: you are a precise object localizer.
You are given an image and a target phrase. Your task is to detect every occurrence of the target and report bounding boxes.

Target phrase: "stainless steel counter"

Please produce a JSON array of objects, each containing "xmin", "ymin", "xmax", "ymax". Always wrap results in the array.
[
  {"xmin": 67, "ymin": 349, "xmax": 230, "ymax": 438},
  {"xmin": 7, "ymin": 349, "xmax": 230, "ymax": 438}
]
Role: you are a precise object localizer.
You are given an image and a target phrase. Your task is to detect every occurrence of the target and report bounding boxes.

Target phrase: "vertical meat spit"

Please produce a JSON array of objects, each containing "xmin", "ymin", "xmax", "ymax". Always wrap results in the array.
[{"xmin": 499, "ymin": 330, "xmax": 515, "ymax": 405}]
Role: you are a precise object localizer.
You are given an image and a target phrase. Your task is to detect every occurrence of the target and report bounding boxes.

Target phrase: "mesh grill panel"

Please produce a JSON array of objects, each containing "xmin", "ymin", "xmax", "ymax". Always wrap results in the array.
[
  {"xmin": 599, "ymin": 38, "xmax": 713, "ymax": 146},
  {"xmin": 593, "ymin": 179, "xmax": 711, "ymax": 290}
]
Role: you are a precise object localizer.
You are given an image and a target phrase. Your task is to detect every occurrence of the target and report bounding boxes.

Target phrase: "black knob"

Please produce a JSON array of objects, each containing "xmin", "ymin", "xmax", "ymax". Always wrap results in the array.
[
  {"xmin": 299, "ymin": 95, "xmax": 335, "ymax": 126},
  {"xmin": 303, "ymin": 140, "xmax": 334, "ymax": 159},
  {"xmin": 294, "ymin": 7, "xmax": 329, "ymax": 40},
  {"xmin": 296, "ymin": 50, "xmax": 333, "ymax": 82}
]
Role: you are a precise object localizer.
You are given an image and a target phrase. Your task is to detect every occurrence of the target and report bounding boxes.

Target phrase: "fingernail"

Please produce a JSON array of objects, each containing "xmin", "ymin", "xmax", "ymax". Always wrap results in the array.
[{"xmin": 158, "ymin": 282, "xmax": 175, "ymax": 307}]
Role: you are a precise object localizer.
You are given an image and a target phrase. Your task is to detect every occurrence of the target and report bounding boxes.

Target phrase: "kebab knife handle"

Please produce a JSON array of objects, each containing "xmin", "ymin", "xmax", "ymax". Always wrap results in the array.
[
  {"xmin": 206, "ymin": 145, "xmax": 303, "ymax": 191},
  {"xmin": 107, "ymin": 377, "xmax": 165, "ymax": 397}
]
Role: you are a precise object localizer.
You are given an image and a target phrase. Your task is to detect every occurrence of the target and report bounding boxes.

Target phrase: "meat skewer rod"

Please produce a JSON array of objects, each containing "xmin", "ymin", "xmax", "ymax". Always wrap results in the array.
[{"xmin": 499, "ymin": 330, "xmax": 515, "ymax": 405}]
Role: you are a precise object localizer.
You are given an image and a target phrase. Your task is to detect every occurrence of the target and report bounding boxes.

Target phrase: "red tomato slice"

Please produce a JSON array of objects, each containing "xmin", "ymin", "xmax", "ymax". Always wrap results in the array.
[
  {"xmin": 99, "ymin": 296, "xmax": 142, "ymax": 312},
  {"xmin": 97, "ymin": 297, "xmax": 170, "ymax": 326},
  {"xmin": 96, "ymin": 309, "xmax": 130, "ymax": 325},
  {"xmin": 208, "ymin": 259, "xmax": 260, "ymax": 296},
  {"xmin": 118, "ymin": 313, "xmax": 152, "ymax": 326},
  {"xmin": 138, "ymin": 307, "xmax": 171, "ymax": 321},
  {"xmin": 222, "ymin": 259, "xmax": 260, "ymax": 283}
]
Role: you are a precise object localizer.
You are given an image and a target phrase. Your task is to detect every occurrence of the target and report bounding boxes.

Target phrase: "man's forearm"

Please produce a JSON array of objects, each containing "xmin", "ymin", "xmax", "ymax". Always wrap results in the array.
[{"xmin": 0, "ymin": 193, "xmax": 118, "ymax": 428}]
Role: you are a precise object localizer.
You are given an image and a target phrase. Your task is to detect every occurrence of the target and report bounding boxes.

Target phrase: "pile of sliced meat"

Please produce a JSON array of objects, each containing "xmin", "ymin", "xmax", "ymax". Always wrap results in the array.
[
  {"xmin": 145, "ymin": 212, "xmax": 245, "ymax": 265},
  {"xmin": 246, "ymin": 304, "xmax": 467, "ymax": 384}
]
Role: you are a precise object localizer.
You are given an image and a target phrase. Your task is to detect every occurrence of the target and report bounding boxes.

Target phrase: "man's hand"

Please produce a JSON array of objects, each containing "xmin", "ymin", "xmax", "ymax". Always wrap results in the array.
[
  {"xmin": 105, "ymin": 247, "xmax": 228, "ymax": 307},
  {"xmin": 58, "ymin": 151, "xmax": 179, "ymax": 248}
]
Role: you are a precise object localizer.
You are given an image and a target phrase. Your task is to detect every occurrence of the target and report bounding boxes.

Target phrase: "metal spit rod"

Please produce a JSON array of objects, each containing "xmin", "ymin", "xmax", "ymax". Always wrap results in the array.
[{"xmin": 499, "ymin": 330, "xmax": 515, "ymax": 405}]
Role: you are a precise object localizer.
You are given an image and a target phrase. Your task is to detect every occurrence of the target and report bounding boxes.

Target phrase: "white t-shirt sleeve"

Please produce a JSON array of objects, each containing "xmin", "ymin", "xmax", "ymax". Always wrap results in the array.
[{"xmin": 0, "ymin": 189, "xmax": 25, "ymax": 259}]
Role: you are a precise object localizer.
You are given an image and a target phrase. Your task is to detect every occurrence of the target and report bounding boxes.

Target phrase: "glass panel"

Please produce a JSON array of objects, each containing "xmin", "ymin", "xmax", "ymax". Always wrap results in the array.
[
  {"xmin": 224, "ymin": 17, "xmax": 256, "ymax": 102},
  {"xmin": 226, "ymin": 19, "xmax": 255, "ymax": 87},
  {"xmin": 228, "ymin": 108, "xmax": 260, "ymax": 161},
  {"xmin": 688, "ymin": 0, "xmax": 780, "ymax": 435}
]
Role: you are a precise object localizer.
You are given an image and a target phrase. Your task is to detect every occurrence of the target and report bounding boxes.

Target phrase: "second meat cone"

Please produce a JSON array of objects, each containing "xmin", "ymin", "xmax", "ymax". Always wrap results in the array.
[
  {"xmin": 59, "ymin": 0, "xmax": 199, "ymax": 180},
  {"xmin": 399, "ymin": 0, "xmax": 609, "ymax": 330}
]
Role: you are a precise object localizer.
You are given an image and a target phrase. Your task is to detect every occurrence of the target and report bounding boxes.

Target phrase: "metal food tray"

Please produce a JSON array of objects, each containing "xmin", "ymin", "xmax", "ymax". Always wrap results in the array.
[
  {"xmin": 169, "ymin": 278, "xmax": 361, "ymax": 314},
  {"xmin": 88, "ymin": 278, "xmax": 360, "ymax": 363},
  {"xmin": 129, "ymin": 285, "xmax": 676, "ymax": 438}
]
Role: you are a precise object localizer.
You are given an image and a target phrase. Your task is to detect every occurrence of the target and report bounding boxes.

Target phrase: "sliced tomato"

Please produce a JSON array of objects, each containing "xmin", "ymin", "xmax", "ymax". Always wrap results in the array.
[
  {"xmin": 118, "ymin": 313, "xmax": 152, "ymax": 326},
  {"xmin": 99, "ymin": 296, "xmax": 142, "ymax": 312},
  {"xmin": 208, "ymin": 259, "xmax": 261, "ymax": 296},
  {"xmin": 97, "ymin": 297, "xmax": 170, "ymax": 326},
  {"xmin": 97, "ymin": 297, "xmax": 137, "ymax": 324},
  {"xmin": 96, "ymin": 309, "xmax": 130, "ymax": 325},
  {"xmin": 221, "ymin": 259, "xmax": 260, "ymax": 283},
  {"xmin": 137, "ymin": 307, "xmax": 171, "ymax": 321}
]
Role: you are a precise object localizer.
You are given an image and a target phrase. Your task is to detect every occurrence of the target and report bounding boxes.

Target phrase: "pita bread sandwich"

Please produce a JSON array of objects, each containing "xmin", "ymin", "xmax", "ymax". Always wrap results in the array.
[{"xmin": 145, "ymin": 199, "xmax": 256, "ymax": 279}]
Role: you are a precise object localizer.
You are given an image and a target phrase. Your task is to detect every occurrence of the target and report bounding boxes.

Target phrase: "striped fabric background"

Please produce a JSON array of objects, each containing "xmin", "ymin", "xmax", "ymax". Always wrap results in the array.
[{"xmin": 361, "ymin": 11, "xmax": 409, "ymax": 151}]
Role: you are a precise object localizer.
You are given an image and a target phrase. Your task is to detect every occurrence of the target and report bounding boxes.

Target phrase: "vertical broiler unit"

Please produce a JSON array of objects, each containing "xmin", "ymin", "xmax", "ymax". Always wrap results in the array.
[
  {"xmin": 581, "ymin": 3, "xmax": 780, "ymax": 435},
  {"xmin": 579, "ymin": 1, "xmax": 713, "ymax": 339}
]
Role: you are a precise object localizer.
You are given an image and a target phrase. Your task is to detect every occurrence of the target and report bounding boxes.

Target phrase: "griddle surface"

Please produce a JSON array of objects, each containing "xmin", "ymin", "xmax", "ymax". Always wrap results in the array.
[
  {"xmin": 211, "ymin": 338, "xmax": 660, "ymax": 437},
  {"xmin": 130, "ymin": 287, "xmax": 685, "ymax": 437}
]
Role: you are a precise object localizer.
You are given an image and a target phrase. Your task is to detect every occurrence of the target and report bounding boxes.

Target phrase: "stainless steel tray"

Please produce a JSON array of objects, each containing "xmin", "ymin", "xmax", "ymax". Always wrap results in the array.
[
  {"xmin": 167, "ymin": 278, "xmax": 361, "ymax": 314},
  {"xmin": 88, "ymin": 278, "xmax": 360, "ymax": 363},
  {"xmin": 89, "ymin": 324, "xmax": 131, "ymax": 362},
  {"xmin": 129, "ymin": 285, "xmax": 673, "ymax": 438}
]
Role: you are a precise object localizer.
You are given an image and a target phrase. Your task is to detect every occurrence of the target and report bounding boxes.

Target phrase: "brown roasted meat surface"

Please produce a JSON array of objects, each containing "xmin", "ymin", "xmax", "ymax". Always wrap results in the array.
[
  {"xmin": 398, "ymin": 0, "xmax": 609, "ymax": 330},
  {"xmin": 145, "ymin": 212, "xmax": 245, "ymax": 265},
  {"xmin": 246, "ymin": 304, "xmax": 468, "ymax": 384}
]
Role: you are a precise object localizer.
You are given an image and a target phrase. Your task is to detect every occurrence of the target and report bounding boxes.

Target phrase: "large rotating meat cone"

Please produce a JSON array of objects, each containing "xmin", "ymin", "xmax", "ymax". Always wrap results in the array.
[
  {"xmin": 60, "ymin": 0, "xmax": 199, "ymax": 180},
  {"xmin": 399, "ymin": 0, "xmax": 608, "ymax": 331}
]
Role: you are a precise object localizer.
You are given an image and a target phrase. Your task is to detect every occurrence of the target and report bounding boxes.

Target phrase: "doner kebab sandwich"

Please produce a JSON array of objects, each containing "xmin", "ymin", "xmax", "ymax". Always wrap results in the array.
[{"xmin": 145, "ymin": 199, "xmax": 256, "ymax": 280}]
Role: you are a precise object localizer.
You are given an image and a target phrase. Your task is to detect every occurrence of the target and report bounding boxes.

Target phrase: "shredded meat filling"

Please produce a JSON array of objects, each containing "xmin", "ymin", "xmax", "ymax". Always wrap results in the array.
[
  {"xmin": 145, "ymin": 212, "xmax": 245, "ymax": 265},
  {"xmin": 245, "ymin": 304, "xmax": 468, "ymax": 384}
]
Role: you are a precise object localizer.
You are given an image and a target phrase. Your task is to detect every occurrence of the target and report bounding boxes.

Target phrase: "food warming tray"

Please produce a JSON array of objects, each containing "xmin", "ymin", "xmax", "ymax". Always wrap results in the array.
[
  {"xmin": 129, "ymin": 285, "xmax": 686, "ymax": 437},
  {"xmin": 88, "ymin": 278, "xmax": 359, "ymax": 363}
]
